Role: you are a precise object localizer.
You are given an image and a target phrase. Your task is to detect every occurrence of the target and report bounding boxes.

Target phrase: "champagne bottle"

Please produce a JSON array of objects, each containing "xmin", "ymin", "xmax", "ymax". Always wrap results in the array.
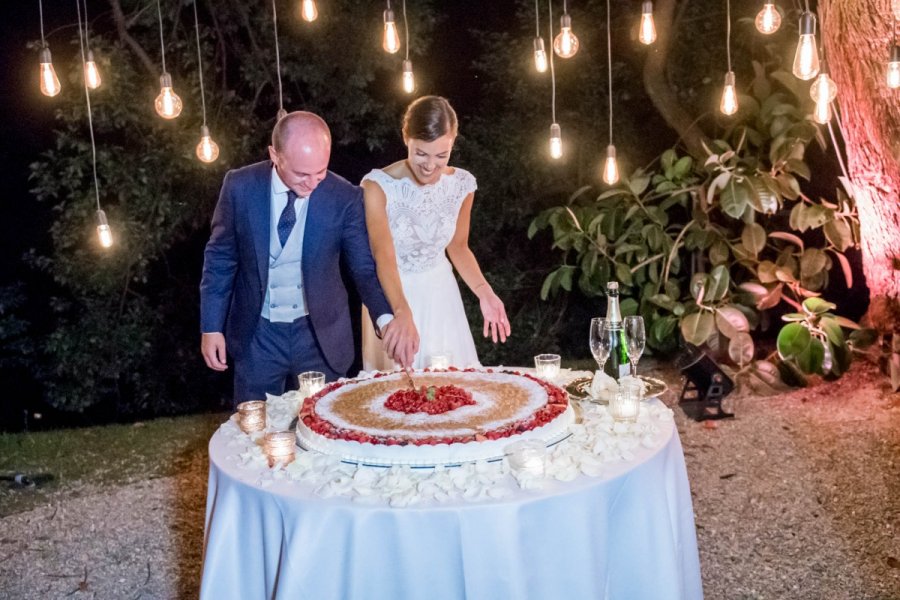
[{"xmin": 603, "ymin": 282, "xmax": 631, "ymax": 380}]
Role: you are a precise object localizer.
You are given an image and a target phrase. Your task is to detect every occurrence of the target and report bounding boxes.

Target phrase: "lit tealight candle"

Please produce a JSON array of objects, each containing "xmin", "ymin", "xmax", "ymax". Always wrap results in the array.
[
  {"xmin": 609, "ymin": 387, "xmax": 641, "ymax": 422},
  {"xmin": 534, "ymin": 354, "xmax": 561, "ymax": 381},
  {"xmin": 298, "ymin": 371, "xmax": 326, "ymax": 398},
  {"xmin": 505, "ymin": 439, "xmax": 547, "ymax": 477},
  {"xmin": 236, "ymin": 400, "xmax": 267, "ymax": 433},
  {"xmin": 264, "ymin": 431, "xmax": 296, "ymax": 467}
]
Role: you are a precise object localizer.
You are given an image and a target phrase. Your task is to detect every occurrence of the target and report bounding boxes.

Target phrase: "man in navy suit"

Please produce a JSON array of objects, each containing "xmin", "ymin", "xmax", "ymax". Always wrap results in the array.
[{"xmin": 200, "ymin": 112, "xmax": 418, "ymax": 403}]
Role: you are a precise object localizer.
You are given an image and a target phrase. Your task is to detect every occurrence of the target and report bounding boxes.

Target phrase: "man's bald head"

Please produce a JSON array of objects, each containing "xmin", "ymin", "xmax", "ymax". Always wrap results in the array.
[
  {"xmin": 268, "ymin": 111, "xmax": 332, "ymax": 197},
  {"xmin": 272, "ymin": 111, "xmax": 331, "ymax": 153}
]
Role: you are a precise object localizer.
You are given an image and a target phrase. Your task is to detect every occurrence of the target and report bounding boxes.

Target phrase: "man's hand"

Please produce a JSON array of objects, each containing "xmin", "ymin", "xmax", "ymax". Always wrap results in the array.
[
  {"xmin": 201, "ymin": 332, "xmax": 229, "ymax": 371},
  {"xmin": 382, "ymin": 310, "xmax": 419, "ymax": 368}
]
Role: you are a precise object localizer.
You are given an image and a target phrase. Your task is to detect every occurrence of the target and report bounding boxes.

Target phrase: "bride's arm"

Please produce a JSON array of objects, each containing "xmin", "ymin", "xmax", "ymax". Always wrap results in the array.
[
  {"xmin": 362, "ymin": 180, "xmax": 419, "ymax": 367},
  {"xmin": 446, "ymin": 193, "xmax": 511, "ymax": 343}
]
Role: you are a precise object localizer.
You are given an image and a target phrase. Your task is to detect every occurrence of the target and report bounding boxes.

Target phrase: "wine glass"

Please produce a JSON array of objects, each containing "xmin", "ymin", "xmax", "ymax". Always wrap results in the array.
[
  {"xmin": 623, "ymin": 316, "xmax": 646, "ymax": 377},
  {"xmin": 589, "ymin": 317, "xmax": 614, "ymax": 370}
]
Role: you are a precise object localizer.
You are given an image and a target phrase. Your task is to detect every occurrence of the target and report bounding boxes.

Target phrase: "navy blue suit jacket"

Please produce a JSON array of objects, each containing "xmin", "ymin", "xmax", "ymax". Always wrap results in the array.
[{"xmin": 200, "ymin": 160, "xmax": 391, "ymax": 375}]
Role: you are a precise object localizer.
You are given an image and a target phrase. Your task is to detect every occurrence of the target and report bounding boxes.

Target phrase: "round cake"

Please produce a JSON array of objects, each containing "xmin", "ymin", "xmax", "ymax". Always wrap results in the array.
[{"xmin": 295, "ymin": 368, "xmax": 573, "ymax": 466}]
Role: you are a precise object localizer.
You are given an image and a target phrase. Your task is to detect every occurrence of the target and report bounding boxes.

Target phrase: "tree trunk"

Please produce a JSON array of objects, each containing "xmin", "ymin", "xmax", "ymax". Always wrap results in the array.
[
  {"xmin": 821, "ymin": 0, "xmax": 900, "ymax": 328},
  {"xmin": 642, "ymin": 0, "xmax": 707, "ymax": 159}
]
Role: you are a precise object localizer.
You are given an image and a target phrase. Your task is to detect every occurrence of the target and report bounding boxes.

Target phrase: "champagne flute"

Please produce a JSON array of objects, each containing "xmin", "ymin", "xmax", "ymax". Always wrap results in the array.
[
  {"xmin": 623, "ymin": 316, "xmax": 646, "ymax": 377},
  {"xmin": 589, "ymin": 317, "xmax": 614, "ymax": 370}
]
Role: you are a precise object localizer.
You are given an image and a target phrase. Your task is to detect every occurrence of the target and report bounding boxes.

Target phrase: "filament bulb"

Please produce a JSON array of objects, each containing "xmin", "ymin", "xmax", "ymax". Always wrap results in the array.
[
  {"xmin": 196, "ymin": 125, "xmax": 220, "ymax": 163},
  {"xmin": 603, "ymin": 145, "xmax": 619, "ymax": 185},
  {"xmin": 888, "ymin": 45, "xmax": 900, "ymax": 89},
  {"xmin": 755, "ymin": 3, "xmax": 782, "ymax": 34},
  {"xmin": 533, "ymin": 37, "xmax": 548, "ymax": 73},
  {"xmin": 301, "ymin": 0, "xmax": 318, "ymax": 22},
  {"xmin": 792, "ymin": 12, "xmax": 820, "ymax": 80},
  {"xmin": 809, "ymin": 72, "xmax": 837, "ymax": 124},
  {"xmin": 383, "ymin": 9, "xmax": 401, "ymax": 53},
  {"xmin": 553, "ymin": 13, "xmax": 579, "ymax": 58},
  {"xmin": 39, "ymin": 47, "xmax": 61, "ymax": 97},
  {"xmin": 549, "ymin": 123, "xmax": 562, "ymax": 159},
  {"xmin": 154, "ymin": 73, "xmax": 183, "ymax": 119},
  {"xmin": 96, "ymin": 210, "xmax": 113, "ymax": 248},
  {"xmin": 639, "ymin": 1, "xmax": 657, "ymax": 45},
  {"xmin": 720, "ymin": 71, "xmax": 738, "ymax": 116},
  {"xmin": 402, "ymin": 60, "xmax": 414, "ymax": 94},
  {"xmin": 84, "ymin": 50, "xmax": 102, "ymax": 90}
]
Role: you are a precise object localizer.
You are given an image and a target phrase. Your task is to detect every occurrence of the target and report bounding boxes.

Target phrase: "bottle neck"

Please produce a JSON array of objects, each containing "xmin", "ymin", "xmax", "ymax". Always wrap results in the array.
[{"xmin": 606, "ymin": 291, "xmax": 622, "ymax": 325}]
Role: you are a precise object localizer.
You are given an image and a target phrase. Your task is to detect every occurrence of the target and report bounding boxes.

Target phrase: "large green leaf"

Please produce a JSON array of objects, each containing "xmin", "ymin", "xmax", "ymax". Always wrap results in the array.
[
  {"xmin": 720, "ymin": 177, "xmax": 753, "ymax": 219},
  {"xmin": 716, "ymin": 306, "xmax": 751, "ymax": 339},
  {"xmin": 796, "ymin": 338, "xmax": 825, "ymax": 374},
  {"xmin": 681, "ymin": 311, "xmax": 716, "ymax": 346},
  {"xmin": 777, "ymin": 322, "xmax": 811, "ymax": 358},
  {"xmin": 741, "ymin": 223, "xmax": 767, "ymax": 255},
  {"xmin": 728, "ymin": 332, "xmax": 755, "ymax": 367},
  {"xmin": 708, "ymin": 265, "xmax": 731, "ymax": 301}
]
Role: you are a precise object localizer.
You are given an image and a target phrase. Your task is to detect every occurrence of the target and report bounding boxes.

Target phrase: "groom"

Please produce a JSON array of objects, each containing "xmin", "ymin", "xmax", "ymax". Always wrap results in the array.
[{"xmin": 200, "ymin": 111, "xmax": 417, "ymax": 403}]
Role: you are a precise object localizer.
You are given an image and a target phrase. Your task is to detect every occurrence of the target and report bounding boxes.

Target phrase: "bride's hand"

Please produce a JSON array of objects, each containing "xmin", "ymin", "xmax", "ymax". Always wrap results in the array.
[{"xmin": 479, "ymin": 289, "xmax": 510, "ymax": 343}]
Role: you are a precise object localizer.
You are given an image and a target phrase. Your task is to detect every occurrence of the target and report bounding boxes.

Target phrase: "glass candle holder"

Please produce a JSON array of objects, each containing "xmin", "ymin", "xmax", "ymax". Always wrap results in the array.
[
  {"xmin": 609, "ymin": 387, "xmax": 641, "ymax": 422},
  {"xmin": 534, "ymin": 354, "xmax": 561, "ymax": 381},
  {"xmin": 505, "ymin": 439, "xmax": 547, "ymax": 477},
  {"xmin": 237, "ymin": 400, "xmax": 267, "ymax": 433},
  {"xmin": 264, "ymin": 431, "xmax": 296, "ymax": 467},
  {"xmin": 298, "ymin": 371, "xmax": 326, "ymax": 398},
  {"xmin": 427, "ymin": 352, "xmax": 452, "ymax": 369}
]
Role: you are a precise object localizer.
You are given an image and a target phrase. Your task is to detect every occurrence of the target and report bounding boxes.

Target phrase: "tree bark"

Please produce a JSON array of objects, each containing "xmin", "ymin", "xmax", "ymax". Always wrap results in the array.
[
  {"xmin": 820, "ymin": 0, "xmax": 900, "ymax": 328},
  {"xmin": 642, "ymin": 0, "xmax": 707, "ymax": 159},
  {"xmin": 109, "ymin": 0, "xmax": 157, "ymax": 78}
]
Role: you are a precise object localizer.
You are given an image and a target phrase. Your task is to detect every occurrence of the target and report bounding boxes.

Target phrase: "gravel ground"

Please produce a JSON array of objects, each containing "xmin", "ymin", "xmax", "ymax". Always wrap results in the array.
[{"xmin": 1, "ymin": 362, "xmax": 898, "ymax": 599}]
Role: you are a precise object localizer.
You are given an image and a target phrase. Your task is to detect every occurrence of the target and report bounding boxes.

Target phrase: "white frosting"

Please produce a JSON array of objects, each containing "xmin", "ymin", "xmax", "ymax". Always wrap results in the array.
[{"xmin": 296, "ymin": 370, "xmax": 573, "ymax": 466}]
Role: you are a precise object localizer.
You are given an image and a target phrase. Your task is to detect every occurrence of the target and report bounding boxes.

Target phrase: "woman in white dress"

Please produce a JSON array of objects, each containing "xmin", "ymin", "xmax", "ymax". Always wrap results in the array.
[{"xmin": 361, "ymin": 96, "xmax": 510, "ymax": 370}]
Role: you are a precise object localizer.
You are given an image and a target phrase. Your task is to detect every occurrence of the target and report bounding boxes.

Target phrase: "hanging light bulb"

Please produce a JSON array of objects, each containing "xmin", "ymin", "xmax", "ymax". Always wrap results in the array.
[
  {"xmin": 96, "ymin": 209, "xmax": 113, "ymax": 248},
  {"xmin": 402, "ymin": 59, "xmax": 415, "ymax": 93},
  {"xmin": 549, "ymin": 123, "xmax": 562, "ymax": 159},
  {"xmin": 553, "ymin": 13, "xmax": 579, "ymax": 58},
  {"xmin": 792, "ymin": 12, "xmax": 820, "ymax": 80},
  {"xmin": 888, "ymin": 45, "xmax": 900, "ymax": 89},
  {"xmin": 383, "ymin": 9, "xmax": 401, "ymax": 53},
  {"xmin": 638, "ymin": 1, "xmax": 657, "ymax": 45},
  {"xmin": 84, "ymin": 49, "xmax": 102, "ymax": 90},
  {"xmin": 754, "ymin": 2, "xmax": 782, "ymax": 34},
  {"xmin": 154, "ymin": 73, "xmax": 183, "ymax": 119},
  {"xmin": 196, "ymin": 125, "xmax": 220, "ymax": 163},
  {"xmin": 809, "ymin": 71, "xmax": 837, "ymax": 124},
  {"xmin": 39, "ymin": 47, "xmax": 61, "ymax": 97},
  {"xmin": 602, "ymin": 145, "xmax": 619, "ymax": 185},
  {"xmin": 301, "ymin": 0, "xmax": 318, "ymax": 22},
  {"xmin": 533, "ymin": 37, "xmax": 548, "ymax": 73},
  {"xmin": 719, "ymin": 71, "xmax": 739, "ymax": 115}
]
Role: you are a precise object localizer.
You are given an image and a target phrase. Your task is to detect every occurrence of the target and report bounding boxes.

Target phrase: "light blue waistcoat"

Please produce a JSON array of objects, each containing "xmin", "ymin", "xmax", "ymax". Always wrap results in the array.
[{"xmin": 261, "ymin": 199, "xmax": 309, "ymax": 322}]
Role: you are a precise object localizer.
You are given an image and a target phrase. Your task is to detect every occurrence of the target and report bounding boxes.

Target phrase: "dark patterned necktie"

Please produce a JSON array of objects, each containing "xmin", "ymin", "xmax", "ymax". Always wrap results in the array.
[{"xmin": 277, "ymin": 190, "xmax": 298, "ymax": 247}]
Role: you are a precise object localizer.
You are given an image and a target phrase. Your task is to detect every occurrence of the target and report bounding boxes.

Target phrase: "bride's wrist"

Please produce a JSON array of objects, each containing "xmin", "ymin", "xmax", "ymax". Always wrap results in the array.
[{"xmin": 473, "ymin": 281, "xmax": 492, "ymax": 299}]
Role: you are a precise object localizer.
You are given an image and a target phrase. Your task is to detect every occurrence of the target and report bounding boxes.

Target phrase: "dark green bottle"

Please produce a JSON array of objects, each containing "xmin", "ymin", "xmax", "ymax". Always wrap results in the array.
[{"xmin": 603, "ymin": 282, "xmax": 631, "ymax": 380}]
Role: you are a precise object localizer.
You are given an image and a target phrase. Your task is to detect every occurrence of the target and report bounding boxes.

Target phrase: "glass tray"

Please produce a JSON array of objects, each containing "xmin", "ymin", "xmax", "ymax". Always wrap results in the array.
[{"xmin": 565, "ymin": 375, "xmax": 667, "ymax": 403}]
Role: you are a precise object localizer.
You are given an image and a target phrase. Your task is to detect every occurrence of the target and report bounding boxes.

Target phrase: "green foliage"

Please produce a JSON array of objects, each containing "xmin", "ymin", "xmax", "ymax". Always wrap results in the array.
[
  {"xmin": 27, "ymin": 0, "xmax": 435, "ymax": 413},
  {"xmin": 531, "ymin": 64, "xmax": 862, "ymax": 388}
]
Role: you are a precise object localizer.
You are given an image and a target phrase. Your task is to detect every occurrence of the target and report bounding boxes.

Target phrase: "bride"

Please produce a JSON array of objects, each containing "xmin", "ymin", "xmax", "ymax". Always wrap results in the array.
[{"xmin": 361, "ymin": 95, "xmax": 510, "ymax": 370}]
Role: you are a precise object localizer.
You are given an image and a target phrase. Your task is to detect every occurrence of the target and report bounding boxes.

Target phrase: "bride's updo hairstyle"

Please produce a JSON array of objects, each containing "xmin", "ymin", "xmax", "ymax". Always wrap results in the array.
[{"xmin": 402, "ymin": 96, "xmax": 458, "ymax": 143}]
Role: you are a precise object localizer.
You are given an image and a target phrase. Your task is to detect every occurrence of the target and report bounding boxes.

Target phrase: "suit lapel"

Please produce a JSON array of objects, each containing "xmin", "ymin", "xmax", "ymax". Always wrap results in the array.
[
  {"xmin": 302, "ymin": 174, "xmax": 332, "ymax": 296},
  {"xmin": 249, "ymin": 163, "xmax": 272, "ymax": 288}
]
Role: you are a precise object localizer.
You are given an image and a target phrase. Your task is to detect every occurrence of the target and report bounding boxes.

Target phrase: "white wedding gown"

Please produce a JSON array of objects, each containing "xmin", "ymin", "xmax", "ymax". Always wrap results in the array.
[{"xmin": 361, "ymin": 167, "xmax": 481, "ymax": 371}]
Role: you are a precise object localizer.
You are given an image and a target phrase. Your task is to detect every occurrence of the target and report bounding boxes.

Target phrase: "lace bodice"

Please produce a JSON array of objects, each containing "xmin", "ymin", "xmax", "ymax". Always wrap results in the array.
[{"xmin": 362, "ymin": 168, "xmax": 478, "ymax": 273}]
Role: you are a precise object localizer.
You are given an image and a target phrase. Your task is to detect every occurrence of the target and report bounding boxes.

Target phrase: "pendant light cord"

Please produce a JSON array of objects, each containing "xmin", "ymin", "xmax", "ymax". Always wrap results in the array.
[
  {"xmin": 548, "ymin": 0, "xmax": 556, "ymax": 122},
  {"xmin": 156, "ymin": 0, "xmax": 167, "ymax": 73},
  {"xmin": 403, "ymin": 0, "xmax": 409, "ymax": 61},
  {"xmin": 272, "ymin": 0, "xmax": 284, "ymax": 114},
  {"xmin": 192, "ymin": 0, "xmax": 208, "ymax": 127},
  {"xmin": 725, "ymin": 0, "xmax": 732, "ymax": 73},
  {"xmin": 607, "ymin": 0, "xmax": 613, "ymax": 143},
  {"xmin": 39, "ymin": 0, "xmax": 47, "ymax": 46},
  {"xmin": 76, "ymin": 0, "xmax": 101, "ymax": 212},
  {"xmin": 535, "ymin": 0, "xmax": 540, "ymax": 37}
]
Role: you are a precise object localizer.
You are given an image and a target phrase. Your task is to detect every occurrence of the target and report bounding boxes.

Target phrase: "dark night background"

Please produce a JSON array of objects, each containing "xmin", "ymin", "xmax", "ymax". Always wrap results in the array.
[{"xmin": 0, "ymin": 0, "xmax": 863, "ymax": 431}]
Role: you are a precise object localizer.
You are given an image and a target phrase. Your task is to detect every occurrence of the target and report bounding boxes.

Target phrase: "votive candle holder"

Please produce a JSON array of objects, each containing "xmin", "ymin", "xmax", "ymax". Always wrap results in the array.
[
  {"xmin": 505, "ymin": 439, "xmax": 547, "ymax": 477},
  {"xmin": 298, "ymin": 371, "xmax": 326, "ymax": 398},
  {"xmin": 237, "ymin": 400, "xmax": 267, "ymax": 433},
  {"xmin": 534, "ymin": 354, "xmax": 561, "ymax": 381},
  {"xmin": 609, "ymin": 388, "xmax": 641, "ymax": 422},
  {"xmin": 264, "ymin": 431, "xmax": 296, "ymax": 467},
  {"xmin": 428, "ymin": 352, "xmax": 452, "ymax": 369}
]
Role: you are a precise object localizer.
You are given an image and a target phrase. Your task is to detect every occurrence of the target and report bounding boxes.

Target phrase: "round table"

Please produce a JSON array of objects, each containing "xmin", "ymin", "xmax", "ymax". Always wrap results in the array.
[{"xmin": 199, "ymin": 372, "xmax": 703, "ymax": 600}]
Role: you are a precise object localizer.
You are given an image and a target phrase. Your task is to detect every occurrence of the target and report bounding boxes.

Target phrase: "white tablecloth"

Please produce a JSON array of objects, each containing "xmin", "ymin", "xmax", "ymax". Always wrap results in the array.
[{"xmin": 200, "ymin": 374, "xmax": 703, "ymax": 600}]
